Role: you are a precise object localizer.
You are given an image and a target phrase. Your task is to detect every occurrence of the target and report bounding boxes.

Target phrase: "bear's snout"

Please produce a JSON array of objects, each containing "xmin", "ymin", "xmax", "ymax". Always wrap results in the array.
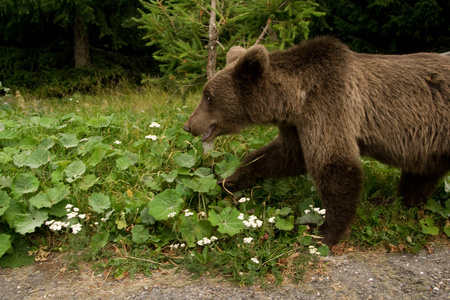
[{"xmin": 183, "ymin": 123, "xmax": 191, "ymax": 133}]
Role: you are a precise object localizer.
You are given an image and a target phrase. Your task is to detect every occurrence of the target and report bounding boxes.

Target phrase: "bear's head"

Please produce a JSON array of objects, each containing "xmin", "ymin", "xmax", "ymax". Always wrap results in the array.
[{"xmin": 183, "ymin": 45, "xmax": 271, "ymax": 142}]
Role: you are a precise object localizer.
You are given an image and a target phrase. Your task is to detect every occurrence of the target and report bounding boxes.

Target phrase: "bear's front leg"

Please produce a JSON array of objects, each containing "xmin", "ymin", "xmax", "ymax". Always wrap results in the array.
[
  {"xmin": 218, "ymin": 125, "xmax": 306, "ymax": 192},
  {"xmin": 311, "ymin": 160, "xmax": 364, "ymax": 248}
]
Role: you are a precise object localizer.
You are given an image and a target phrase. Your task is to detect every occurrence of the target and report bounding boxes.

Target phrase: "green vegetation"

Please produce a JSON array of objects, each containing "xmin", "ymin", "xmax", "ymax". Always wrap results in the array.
[
  {"xmin": 0, "ymin": 86, "xmax": 448, "ymax": 284},
  {"xmin": 136, "ymin": 0, "xmax": 324, "ymax": 91}
]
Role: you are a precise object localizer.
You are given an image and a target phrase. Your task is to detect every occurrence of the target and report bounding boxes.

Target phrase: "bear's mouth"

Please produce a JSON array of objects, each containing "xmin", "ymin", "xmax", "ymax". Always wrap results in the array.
[{"xmin": 201, "ymin": 124, "xmax": 216, "ymax": 142}]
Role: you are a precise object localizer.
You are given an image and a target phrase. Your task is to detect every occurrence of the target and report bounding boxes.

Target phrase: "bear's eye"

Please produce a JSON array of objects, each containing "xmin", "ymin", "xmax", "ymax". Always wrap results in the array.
[{"xmin": 205, "ymin": 96, "xmax": 211, "ymax": 102}]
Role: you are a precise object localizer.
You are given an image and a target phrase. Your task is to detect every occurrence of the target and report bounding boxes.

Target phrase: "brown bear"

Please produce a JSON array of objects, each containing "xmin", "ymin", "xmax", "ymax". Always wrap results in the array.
[{"xmin": 183, "ymin": 36, "xmax": 450, "ymax": 248}]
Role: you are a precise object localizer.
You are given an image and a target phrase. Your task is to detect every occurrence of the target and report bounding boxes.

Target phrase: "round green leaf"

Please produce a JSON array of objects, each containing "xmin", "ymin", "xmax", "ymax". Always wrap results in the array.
[
  {"xmin": 173, "ymin": 153, "xmax": 196, "ymax": 168},
  {"xmin": 38, "ymin": 138, "xmax": 56, "ymax": 150},
  {"xmin": 208, "ymin": 207, "xmax": 244, "ymax": 236},
  {"xmin": 131, "ymin": 224, "xmax": 151, "ymax": 243},
  {"xmin": 24, "ymin": 148, "xmax": 51, "ymax": 169},
  {"xmin": 29, "ymin": 184, "xmax": 70, "ymax": 209},
  {"xmin": 0, "ymin": 129, "xmax": 18, "ymax": 140},
  {"xmin": 86, "ymin": 116, "xmax": 111, "ymax": 128},
  {"xmin": 147, "ymin": 189, "xmax": 183, "ymax": 221},
  {"xmin": 11, "ymin": 173, "xmax": 40, "ymax": 195},
  {"xmin": 37, "ymin": 117, "xmax": 58, "ymax": 128},
  {"xmin": 12, "ymin": 151, "xmax": 31, "ymax": 167},
  {"xmin": 0, "ymin": 152, "xmax": 12, "ymax": 164},
  {"xmin": 275, "ymin": 215, "xmax": 295, "ymax": 231},
  {"xmin": 64, "ymin": 160, "xmax": 86, "ymax": 182},
  {"xmin": 29, "ymin": 193, "xmax": 51, "ymax": 209},
  {"xmin": 88, "ymin": 193, "xmax": 111, "ymax": 213},
  {"xmin": 90, "ymin": 232, "xmax": 109, "ymax": 255},
  {"xmin": 116, "ymin": 151, "xmax": 138, "ymax": 170},
  {"xmin": 59, "ymin": 134, "xmax": 79, "ymax": 148},
  {"xmin": 15, "ymin": 210, "xmax": 48, "ymax": 234}
]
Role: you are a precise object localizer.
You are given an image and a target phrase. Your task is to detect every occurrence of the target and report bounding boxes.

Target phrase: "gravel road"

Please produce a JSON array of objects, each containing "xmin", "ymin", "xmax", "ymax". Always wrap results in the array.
[{"xmin": 1, "ymin": 246, "xmax": 449, "ymax": 299}]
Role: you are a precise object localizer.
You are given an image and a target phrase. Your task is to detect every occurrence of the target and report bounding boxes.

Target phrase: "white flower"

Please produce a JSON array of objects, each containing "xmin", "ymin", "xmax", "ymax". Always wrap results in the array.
[
  {"xmin": 167, "ymin": 212, "xmax": 177, "ymax": 218},
  {"xmin": 238, "ymin": 197, "xmax": 250, "ymax": 203},
  {"xmin": 318, "ymin": 209, "xmax": 326, "ymax": 215},
  {"xmin": 67, "ymin": 212, "xmax": 78, "ymax": 219},
  {"xmin": 180, "ymin": 243, "xmax": 186, "ymax": 248},
  {"xmin": 198, "ymin": 237, "xmax": 214, "ymax": 246},
  {"xmin": 309, "ymin": 245, "xmax": 320, "ymax": 255},
  {"xmin": 243, "ymin": 237, "xmax": 253, "ymax": 244},
  {"xmin": 73, "ymin": 207, "xmax": 79, "ymax": 212},
  {"xmin": 65, "ymin": 204, "xmax": 73, "ymax": 209},
  {"xmin": 94, "ymin": 222, "xmax": 99, "ymax": 225},
  {"xmin": 78, "ymin": 214, "xmax": 86, "ymax": 219},
  {"xmin": 243, "ymin": 215, "xmax": 263, "ymax": 228},
  {"xmin": 184, "ymin": 210, "xmax": 194, "ymax": 217},
  {"xmin": 198, "ymin": 211, "xmax": 206, "ymax": 217},
  {"xmin": 210, "ymin": 236, "xmax": 218, "ymax": 241},
  {"xmin": 71, "ymin": 223, "xmax": 82, "ymax": 234},
  {"xmin": 251, "ymin": 257, "xmax": 260, "ymax": 264},
  {"xmin": 45, "ymin": 220, "xmax": 55, "ymax": 226},
  {"xmin": 49, "ymin": 222, "xmax": 62, "ymax": 231},
  {"xmin": 238, "ymin": 213, "xmax": 245, "ymax": 220},
  {"xmin": 145, "ymin": 135, "xmax": 157, "ymax": 140},
  {"xmin": 114, "ymin": 140, "xmax": 121, "ymax": 144},
  {"xmin": 48, "ymin": 221, "xmax": 69, "ymax": 231},
  {"xmin": 268, "ymin": 217, "xmax": 276, "ymax": 223},
  {"xmin": 304, "ymin": 210, "xmax": 310, "ymax": 214},
  {"xmin": 149, "ymin": 122, "xmax": 161, "ymax": 128}
]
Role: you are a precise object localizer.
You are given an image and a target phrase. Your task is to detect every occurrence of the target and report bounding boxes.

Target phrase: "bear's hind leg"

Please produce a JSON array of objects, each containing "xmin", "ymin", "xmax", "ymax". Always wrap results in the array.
[{"xmin": 398, "ymin": 171, "xmax": 447, "ymax": 207}]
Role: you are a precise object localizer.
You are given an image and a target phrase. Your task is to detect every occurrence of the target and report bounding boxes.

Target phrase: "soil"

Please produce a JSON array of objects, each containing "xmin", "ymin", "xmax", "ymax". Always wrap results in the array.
[{"xmin": 1, "ymin": 245, "xmax": 449, "ymax": 300}]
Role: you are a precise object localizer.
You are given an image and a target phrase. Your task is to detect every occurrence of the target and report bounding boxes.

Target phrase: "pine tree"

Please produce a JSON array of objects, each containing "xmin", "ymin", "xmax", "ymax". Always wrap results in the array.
[{"xmin": 136, "ymin": 0, "xmax": 324, "ymax": 93}]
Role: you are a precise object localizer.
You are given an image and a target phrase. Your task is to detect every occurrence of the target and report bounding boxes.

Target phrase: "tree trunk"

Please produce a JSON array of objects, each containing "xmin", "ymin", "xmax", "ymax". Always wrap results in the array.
[
  {"xmin": 74, "ymin": 12, "xmax": 91, "ymax": 68},
  {"xmin": 206, "ymin": 0, "xmax": 217, "ymax": 80}
]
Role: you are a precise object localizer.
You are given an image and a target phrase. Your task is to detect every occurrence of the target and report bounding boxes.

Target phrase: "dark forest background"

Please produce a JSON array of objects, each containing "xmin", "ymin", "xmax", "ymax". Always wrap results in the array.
[{"xmin": 1, "ymin": 0, "xmax": 449, "ymax": 97}]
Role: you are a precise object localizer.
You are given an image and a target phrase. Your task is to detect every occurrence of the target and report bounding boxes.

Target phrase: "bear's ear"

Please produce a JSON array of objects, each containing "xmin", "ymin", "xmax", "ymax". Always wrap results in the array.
[
  {"xmin": 226, "ymin": 46, "xmax": 246, "ymax": 65},
  {"xmin": 234, "ymin": 45, "xmax": 269, "ymax": 81}
]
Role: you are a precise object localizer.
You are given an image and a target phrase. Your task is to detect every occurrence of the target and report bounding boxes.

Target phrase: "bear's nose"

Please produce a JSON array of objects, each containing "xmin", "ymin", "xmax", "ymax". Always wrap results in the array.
[{"xmin": 183, "ymin": 124, "xmax": 191, "ymax": 133}]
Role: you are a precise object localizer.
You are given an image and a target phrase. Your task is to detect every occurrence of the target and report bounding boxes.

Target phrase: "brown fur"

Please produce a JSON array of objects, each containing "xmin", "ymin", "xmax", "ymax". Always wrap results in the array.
[{"xmin": 183, "ymin": 36, "xmax": 450, "ymax": 247}]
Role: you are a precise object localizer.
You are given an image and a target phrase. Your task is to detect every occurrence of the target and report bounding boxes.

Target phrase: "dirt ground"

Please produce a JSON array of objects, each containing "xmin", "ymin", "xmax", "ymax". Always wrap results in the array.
[{"xmin": 1, "ymin": 245, "xmax": 449, "ymax": 300}]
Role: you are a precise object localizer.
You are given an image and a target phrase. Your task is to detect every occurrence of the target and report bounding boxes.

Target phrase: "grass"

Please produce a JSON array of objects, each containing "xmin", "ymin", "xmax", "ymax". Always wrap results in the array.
[{"xmin": 0, "ymin": 85, "xmax": 448, "ymax": 284}]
